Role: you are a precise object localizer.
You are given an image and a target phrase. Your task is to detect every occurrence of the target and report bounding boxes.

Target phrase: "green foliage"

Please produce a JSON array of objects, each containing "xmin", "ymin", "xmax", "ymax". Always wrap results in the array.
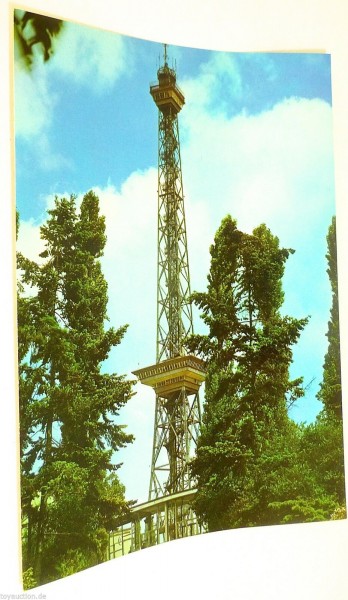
[
  {"xmin": 14, "ymin": 11, "xmax": 64, "ymax": 67},
  {"xmin": 331, "ymin": 505, "xmax": 347, "ymax": 520},
  {"xmin": 56, "ymin": 550, "xmax": 91, "ymax": 579},
  {"xmin": 301, "ymin": 416, "xmax": 345, "ymax": 504},
  {"xmin": 190, "ymin": 214, "xmax": 345, "ymax": 532},
  {"xmin": 189, "ymin": 216, "xmax": 310, "ymax": 530},
  {"xmin": 317, "ymin": 216, "xmax": 342, "ymax": 419},
  {"xmin": 268, "ymin": 497, "xmax": 337, "ymax": 524},
  {"xmin": 298, "ymin": 216, "xmax": 346, "ymax": 517},
  {"xmin": 22, "ymin": 567, "xmax": 37, "ymax": 590},
  {"xmin": 18, "ymin": 192, "xmax": 134, "ymax": 584}
]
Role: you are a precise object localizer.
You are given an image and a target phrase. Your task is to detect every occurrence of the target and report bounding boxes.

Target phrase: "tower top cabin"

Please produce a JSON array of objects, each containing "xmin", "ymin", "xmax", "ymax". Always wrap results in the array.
[{"xmin": 150, "ymin": 57, "xmax": 185, "ymax": 115}]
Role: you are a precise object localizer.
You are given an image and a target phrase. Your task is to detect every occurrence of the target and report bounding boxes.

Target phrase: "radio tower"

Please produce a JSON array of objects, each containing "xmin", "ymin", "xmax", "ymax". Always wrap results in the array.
[
  {"xmin": 107, "ymin": 46, "xmax": 206, "ymax": 556},
  {"xmin": 133, "ymin": 45, "xmax": 205, "ymax": 510}
]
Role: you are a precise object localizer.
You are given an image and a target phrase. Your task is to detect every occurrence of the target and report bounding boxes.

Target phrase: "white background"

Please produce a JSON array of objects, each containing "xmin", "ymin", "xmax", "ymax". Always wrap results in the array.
[{"xmin": 1, "ymin": 0, "xmax": 347, "ymax": 598}]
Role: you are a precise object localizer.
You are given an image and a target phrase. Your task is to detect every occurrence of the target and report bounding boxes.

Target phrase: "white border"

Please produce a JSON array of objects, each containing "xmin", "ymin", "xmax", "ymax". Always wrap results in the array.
[{"xmin": 1, "ymin": 1, "xmax": 347, "ymax": 598}]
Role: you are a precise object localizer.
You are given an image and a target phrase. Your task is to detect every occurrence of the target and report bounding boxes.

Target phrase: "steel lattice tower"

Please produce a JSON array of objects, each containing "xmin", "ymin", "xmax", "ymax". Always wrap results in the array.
[
  {"xmin": 108, "ymin": 47, "xmax": 206, "ymax": 555},
  {"xmin": 133, "ymin": 46, "xmax": 205, "ymax": 505}
]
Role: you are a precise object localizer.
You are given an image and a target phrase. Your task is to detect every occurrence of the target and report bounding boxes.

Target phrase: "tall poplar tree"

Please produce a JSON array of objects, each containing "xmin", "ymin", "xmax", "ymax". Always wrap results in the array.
[
  {"xmin": 317, "ymin": 216, "xmax": 342, "ymax": 419},
  {"xmin": 18, "ymin": 192, "xmax": 134, "ymax": 584},
  {"xmin": 302, "ymin": 216, "xmax": 345, "ymax": 513},
  {"xmin": 188, "ymin": 216, "xmax": 310, "ymax": 530}
]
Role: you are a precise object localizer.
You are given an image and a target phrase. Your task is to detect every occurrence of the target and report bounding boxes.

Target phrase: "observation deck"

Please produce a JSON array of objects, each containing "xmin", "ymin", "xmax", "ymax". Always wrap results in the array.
[
  {"xmin": 150, "ymin": 63, "xmax": 185, "ymax": 114},
  {"xmin": 132, "ymin": 354, "xmax": 205, "ymax": 398}
]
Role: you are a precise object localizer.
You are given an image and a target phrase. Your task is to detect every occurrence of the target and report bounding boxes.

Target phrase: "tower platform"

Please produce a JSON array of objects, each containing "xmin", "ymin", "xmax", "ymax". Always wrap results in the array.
[
  {"xmin": 132, "ymin": 354, "xmax": 205, "ymax": 398},
  {"xmin": 150, "ymin": 63, "xmax": 185, "ymax": 114}
]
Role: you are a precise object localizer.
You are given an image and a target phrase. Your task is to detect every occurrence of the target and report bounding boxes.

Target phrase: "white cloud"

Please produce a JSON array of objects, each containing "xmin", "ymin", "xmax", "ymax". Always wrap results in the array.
[
  {"xmin": 96, "ymin": 170, "xmax": 159, "ymax": 370},
  {"xmin": 36, "ymin": 134, "xmax": 73, "ymax": 171},
  {"xmin": 17, "ymin": 217, "xmax": 45, "ymax": 261},
  {"xmin": 14, "ymin": 62, "xmax": 56, "ymax": 139},
  {"xmin": 117, "ymin": 383, "xmax": 155, "ymax": 503},
  {"xmin": 47, "ymin": 21, "xmax": 130, "ymax": 90},
  {"xmin": 182, "ymin": 51, "xmax": 243, "ymax": 116},
  {"xmin": 180, "ymin": 94, "xmax": 334, "ymax": 279},
  {"xmin": 14, "ymin": 20, "xmax": 131, "ymax": 172}
]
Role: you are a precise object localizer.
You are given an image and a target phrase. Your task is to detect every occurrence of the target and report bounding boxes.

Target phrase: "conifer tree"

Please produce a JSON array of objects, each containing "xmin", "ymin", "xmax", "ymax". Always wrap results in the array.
[
  {"xmin": 317, "ymin": 216, "xmax": 342, "ymax": 420},
  {"xmin": 18, "ymin": 192, "xmax": 134, "ymax": 584},
  {"xmin": 302, "ymin": 216, "xmax": 345, "ymax": 512},
  {"xmin": 188, "ymin": 216, "xmax": 309, "ymax": 530}
]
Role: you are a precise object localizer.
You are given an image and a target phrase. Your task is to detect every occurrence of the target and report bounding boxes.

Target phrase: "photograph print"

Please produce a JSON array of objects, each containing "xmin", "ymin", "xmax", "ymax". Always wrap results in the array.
[{"xmin": 14, "ymin": 8, "xmax": 345, "ymax": 589}]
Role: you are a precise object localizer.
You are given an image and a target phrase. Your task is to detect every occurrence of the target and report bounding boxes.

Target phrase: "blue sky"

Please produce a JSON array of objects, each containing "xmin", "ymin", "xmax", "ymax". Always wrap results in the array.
[{"xmin": 15, "ymin": 18, "xmax": 336, "ymax": 503}]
